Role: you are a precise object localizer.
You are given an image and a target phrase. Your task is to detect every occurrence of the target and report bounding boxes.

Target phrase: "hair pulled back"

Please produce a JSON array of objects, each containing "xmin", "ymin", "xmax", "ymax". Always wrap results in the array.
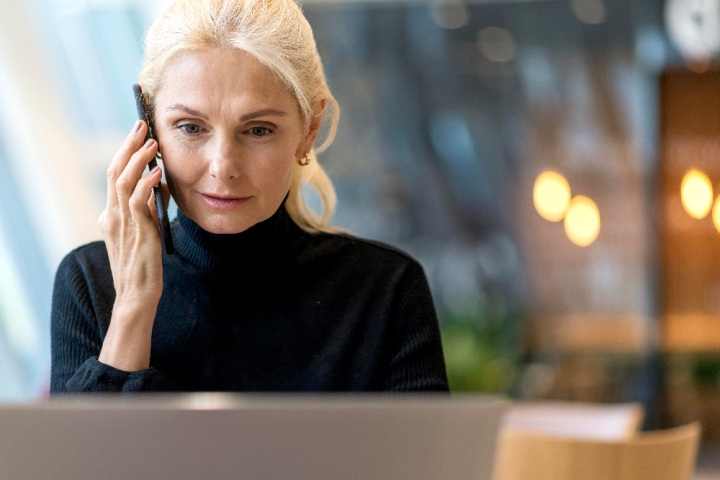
[{"xmin": 140, "ymin": 0, "xmax": 340, "ymax": 233}]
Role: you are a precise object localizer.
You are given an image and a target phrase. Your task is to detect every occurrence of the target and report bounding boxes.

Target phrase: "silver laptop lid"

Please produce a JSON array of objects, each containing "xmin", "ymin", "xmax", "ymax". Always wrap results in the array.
[{"xmin": 0, "ymin": 394, "xmax": 506, "ymax": 480}]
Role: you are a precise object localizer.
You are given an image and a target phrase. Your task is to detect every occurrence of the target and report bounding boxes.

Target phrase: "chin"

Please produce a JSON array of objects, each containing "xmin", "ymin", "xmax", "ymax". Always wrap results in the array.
[
  {"xmin": 179, "ymin": 194, "xmax": 279, "ymax": 235},
  {"xmin": 198, "ymin": 213, "xmax": 256, "ymax": 235}
]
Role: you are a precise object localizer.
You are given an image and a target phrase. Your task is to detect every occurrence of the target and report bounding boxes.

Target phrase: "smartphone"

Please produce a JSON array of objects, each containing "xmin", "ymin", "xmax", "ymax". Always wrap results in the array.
[{"xmin": 132, "ymin": 84, "xmax": 174, "ymax": 255}]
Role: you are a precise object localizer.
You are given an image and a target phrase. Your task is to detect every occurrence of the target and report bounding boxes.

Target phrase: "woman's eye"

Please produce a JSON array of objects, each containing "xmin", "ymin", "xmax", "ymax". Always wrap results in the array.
[
  {"xmin": 179, "ymin": 124, "xmax": 201, "ymax": 135},
  {"xmin": 250, "ymin": 126, "xmax": 272, "ymax": 137}
]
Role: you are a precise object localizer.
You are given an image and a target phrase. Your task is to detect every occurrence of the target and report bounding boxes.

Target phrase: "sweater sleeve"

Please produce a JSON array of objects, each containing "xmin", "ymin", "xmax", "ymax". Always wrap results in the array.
[
  {"xmin": 384, "ymin": 260, "xmax": 450, "ymax": 392},
  {"xmin": 50, "ymin": 249, "xmax": 180, "ymax": 394}
]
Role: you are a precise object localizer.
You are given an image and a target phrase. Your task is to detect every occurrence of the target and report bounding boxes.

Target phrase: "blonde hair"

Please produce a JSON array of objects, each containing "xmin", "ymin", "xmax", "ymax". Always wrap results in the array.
[{"xmin": 139, "ymin": 0, "xmax": 341, "ymax": 233}]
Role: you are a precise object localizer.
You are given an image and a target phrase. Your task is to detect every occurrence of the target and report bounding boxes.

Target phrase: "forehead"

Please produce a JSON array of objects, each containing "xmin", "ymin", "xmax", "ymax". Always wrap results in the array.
[{"xmin": 155, "ymin": 48, "xmax": 296, "ymax": 112}]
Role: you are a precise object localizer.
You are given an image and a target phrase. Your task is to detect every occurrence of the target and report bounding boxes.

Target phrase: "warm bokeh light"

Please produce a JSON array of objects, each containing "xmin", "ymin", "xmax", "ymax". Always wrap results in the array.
[
  {"xmin": 533, "ymin": 171, "xmax": 571, "ymax": 222},
  {"xmin": 713, "ymin": 196, "xmax": 720, "ymax": 234},
  {"xmin": 564, "ymin": 196, "xmax": 600, "ymax": 247},
  {"xmin": 681, "ymin": 169, "xmax": 713, "ymax": 219}
]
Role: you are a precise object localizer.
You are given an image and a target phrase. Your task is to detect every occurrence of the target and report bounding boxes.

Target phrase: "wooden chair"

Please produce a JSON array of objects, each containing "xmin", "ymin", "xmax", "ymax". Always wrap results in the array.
[
  {"xmin": 493, "ymin": 422, "xmax": 701, "ymax": 480},
  {"xmin": 502, "ymin": 402, "xmax": 645, "ymax": 441}
]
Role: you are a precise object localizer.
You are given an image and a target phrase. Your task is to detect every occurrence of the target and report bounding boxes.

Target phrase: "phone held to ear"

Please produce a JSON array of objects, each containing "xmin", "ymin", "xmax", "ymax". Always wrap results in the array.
[{"xmin": 132, "ymin": 84, "xmax": 175, "ymax": 255}]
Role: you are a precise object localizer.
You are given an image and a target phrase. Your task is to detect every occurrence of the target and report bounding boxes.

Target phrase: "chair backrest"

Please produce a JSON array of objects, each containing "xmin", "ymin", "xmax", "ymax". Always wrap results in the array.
[
  {"xmin": 502, "ymin": 402, "xmax": 644, "ymax": 441},
  {"xmin": 493, "ymin": 422, "xmax": 701, "ymax": 480}
]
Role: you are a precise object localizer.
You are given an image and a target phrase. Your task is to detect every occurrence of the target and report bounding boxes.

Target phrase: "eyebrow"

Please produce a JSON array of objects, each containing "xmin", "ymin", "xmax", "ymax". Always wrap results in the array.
[
  {"xmin": 166, "ymin": 104, "xmax": 209, "ymax": 120},
  {"xmin": 165, "ymin": 104, "xmax": 288, "ymax": 122},
  {"xmin": 240, "ymin": 108, "xmax": 288, "ymax": 121}
]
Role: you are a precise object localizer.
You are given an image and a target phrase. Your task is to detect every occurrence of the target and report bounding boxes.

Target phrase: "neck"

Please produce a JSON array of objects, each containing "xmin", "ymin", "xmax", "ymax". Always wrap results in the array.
[{"xmin": 172, "ymin": 199, "xmax": 304, "ymax": 271}]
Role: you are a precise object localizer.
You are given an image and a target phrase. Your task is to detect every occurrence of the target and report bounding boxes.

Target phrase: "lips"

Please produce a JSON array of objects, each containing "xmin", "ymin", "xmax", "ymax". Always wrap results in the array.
[
  {"xmin": 199, "ymin": 193, "xmax": 250, "ymax": 209},
  {"xmin": 203, "ymin": 193, "xmax": 243, "ymax": 200}
]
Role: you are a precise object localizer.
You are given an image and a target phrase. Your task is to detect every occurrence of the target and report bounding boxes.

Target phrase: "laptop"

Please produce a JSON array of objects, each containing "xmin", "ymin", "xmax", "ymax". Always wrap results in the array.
[{"xmin": 0, "ymin": 393, "xmax": 506, "ymax": 480}]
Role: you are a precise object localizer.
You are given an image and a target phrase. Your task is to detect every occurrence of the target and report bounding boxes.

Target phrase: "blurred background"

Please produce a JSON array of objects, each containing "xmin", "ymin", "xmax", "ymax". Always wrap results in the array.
[{"xmin": 2, "ymin": 0, "xmax": 720, "ymax": 467}]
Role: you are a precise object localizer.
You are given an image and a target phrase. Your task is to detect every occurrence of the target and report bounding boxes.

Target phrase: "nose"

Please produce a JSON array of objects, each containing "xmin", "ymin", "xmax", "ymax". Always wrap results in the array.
[{"xmin": 207, "ymin": 134, "xmax": 241, "ymax": 180}]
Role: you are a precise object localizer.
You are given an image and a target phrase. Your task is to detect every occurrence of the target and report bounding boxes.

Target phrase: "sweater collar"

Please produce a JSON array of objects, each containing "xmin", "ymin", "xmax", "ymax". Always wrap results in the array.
[{"xmin": 172, "ymin": 197, "xmax": 305, "ymax": 271}]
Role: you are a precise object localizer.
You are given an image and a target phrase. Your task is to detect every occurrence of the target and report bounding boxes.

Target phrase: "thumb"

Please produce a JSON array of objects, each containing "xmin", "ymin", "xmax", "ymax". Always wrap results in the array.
[
  {"xmin": 147, "ymin": 183, "xmax": 172, "ymax": 225},
  {"xmin": 148, "ymin": 189, "xmax": 160, "ymax": 227}
]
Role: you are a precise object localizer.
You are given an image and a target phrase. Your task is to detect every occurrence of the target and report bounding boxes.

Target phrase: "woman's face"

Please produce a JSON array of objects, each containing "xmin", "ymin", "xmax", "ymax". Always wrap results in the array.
[{"xmin": 153, "ymin": 48, "xmax": 320, "ymax": 234}]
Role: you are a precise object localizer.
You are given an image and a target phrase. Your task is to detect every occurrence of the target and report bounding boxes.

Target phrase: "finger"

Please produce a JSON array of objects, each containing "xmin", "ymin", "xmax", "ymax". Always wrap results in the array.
[
  {"xmin": 147, "ymin": 182, "xmax": 172, "ymax": 228},
  {"xmin": 116, "ymin": 139, "xmax": 158, "ymax": 217},
  {"xmin": 107, "ymin": 120, "xmax": 147, "ymax": 209},
  {"xmin": 148, "ymin": 189, "xmax": 159, "ymax": 228},
  {"xmin": 129, "ymin": 166, "xmax": 163, "ymax": 225}
]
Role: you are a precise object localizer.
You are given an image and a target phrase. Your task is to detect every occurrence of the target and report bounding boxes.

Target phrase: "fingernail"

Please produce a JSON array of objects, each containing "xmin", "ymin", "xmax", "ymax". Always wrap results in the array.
[
  {"xmin": 151, "ymin": 166, "xmax": 161, "ymax": 174},
  {"xmin": 133, "ymin": 120, "xmax": 141, "ymax": 133},
  {"xmin": 144, "ymin": 139, "xmax": 155, "ymax": 149}
]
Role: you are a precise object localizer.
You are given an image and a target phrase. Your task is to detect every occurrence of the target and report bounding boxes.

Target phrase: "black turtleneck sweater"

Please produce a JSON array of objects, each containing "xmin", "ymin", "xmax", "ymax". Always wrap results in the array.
[{"xmin": 50, "ymin": 201, "xmax": 449, "ymax": 394}]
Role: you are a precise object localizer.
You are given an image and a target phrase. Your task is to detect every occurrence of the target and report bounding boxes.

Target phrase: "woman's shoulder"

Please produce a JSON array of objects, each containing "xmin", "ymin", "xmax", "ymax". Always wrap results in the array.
[
  {"xmin": 54, "ymin": 241, "xmax": 112, "ymax": 298},
  {"xmin": 300, "ymin": 230, "xmax": 426, "ymax": 278},
  {"xmin": 53, "ymin": 241, "xmax": 114, "ymax": 336},
  {"xmin": 57, "ymin": 241, "xmax": 110, "ymax": 275}
]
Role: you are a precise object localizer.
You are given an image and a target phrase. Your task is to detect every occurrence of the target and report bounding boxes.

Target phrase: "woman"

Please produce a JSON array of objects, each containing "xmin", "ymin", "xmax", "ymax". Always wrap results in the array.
[{"xmin": 50, "ymin": 0, "xmax": 448, "ymax": 393}]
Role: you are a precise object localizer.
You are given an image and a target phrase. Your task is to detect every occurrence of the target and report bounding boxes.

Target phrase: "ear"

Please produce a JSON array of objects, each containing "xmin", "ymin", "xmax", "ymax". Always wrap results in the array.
[{"xmin": 295, "ymin": 99, "xmax": 327, "ymax": 158}]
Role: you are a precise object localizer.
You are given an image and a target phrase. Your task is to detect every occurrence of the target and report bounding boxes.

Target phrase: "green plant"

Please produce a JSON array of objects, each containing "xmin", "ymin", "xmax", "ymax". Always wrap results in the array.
[{"xmin": 440, "ymin": 305, "xmax": 523, "ymax": 392}]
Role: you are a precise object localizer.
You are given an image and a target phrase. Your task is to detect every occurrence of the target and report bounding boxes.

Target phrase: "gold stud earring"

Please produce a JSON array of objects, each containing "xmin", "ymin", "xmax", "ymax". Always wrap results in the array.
[{"xmin": 297, "ymin": 154, "xmax": 311, "ymax": 166}]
